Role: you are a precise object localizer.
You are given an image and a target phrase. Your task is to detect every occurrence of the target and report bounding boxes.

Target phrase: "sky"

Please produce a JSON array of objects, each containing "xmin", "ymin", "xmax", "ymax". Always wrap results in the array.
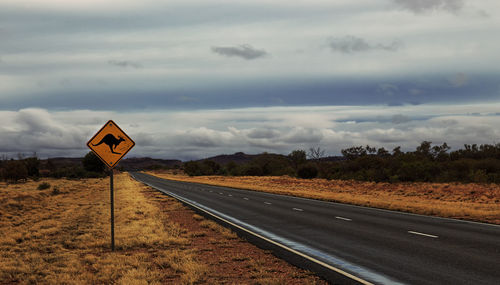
[{"xmin": 1, "ymin": 0, "xmax": 499, "ymax": 160}]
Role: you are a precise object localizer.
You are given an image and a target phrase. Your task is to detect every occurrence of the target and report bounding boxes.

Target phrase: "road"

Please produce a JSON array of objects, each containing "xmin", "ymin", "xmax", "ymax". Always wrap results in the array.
[{"xmin": 130, "ymin": 172, "xmax": 500, "ymax": 285}]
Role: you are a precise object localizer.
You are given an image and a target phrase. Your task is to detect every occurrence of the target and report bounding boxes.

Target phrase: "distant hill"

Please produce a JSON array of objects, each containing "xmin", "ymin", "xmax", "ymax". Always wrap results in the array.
[
  {"xmin": 198, "ymin": 152, "xmax": 260, "ymax": 165},
  {"xmin": 118, "ymin": 157, "xmax": 182, "ymax": 170},
  {"xmin": 320, "ymin": 156, "xmax": 346, "ymax": 162},
  {"xmin": 199, "ymin": 152, "xmax": 344, "ymax": 165},
  {"xmin": 43, "ymin": 157, "xmax": 83, "ymax": 167},
  {"xmin": 40, "ymin": 153, "xmax": 342, "ymax": 171},
  {"xmin": 40, "ymin": 157, "xmax": 181, "ymax": 171}
]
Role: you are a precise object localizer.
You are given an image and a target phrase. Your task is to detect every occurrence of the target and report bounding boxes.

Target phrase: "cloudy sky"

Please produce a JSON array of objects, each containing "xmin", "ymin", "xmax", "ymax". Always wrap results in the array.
[{"xmin": 1, "ymin": 0, "xmax": 499, "ymax": 160}]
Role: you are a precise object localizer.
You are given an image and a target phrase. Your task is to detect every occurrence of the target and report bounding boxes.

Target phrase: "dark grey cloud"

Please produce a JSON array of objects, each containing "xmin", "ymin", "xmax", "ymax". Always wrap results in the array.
[
  {"xmin": 108, "ymin": 60, "xmax": 142, "ymax": 69},
  {"xmin": 393, "ymin": 0, "xmax": 464, "ymax": 14},
  {"xmin": 328, "ymin": 36, "xmax": 402, "ymax": 54},
  {"xmin": 247, "ymin": 128, "xmax": 280, "ymax": 139},
  {"xmin": 2, "ymin": 74, "xmax": 499, "ymax": 111},
  {"xmin": 211, "ymin": 44, "xmax": 268, "ymax": 60},
  {"xmin": 391, "ymin": 114, "xmax": 412, "ymax": 124}
]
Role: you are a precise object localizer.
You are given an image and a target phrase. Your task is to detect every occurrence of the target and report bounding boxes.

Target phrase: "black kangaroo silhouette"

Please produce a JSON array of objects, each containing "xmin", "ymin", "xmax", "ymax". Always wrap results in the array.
[{"xmin": 93, "ymin": 134, "xmax": 125, "ymax": 155}]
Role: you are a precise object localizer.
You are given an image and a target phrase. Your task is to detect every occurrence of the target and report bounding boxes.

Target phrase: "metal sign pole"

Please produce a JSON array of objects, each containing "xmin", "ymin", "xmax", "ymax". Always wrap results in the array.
[
  {"xmin": 87, "ymin": 119, "xmax": 135, "ymax": 252},
  {"xmin": 110, "ymin": 169, "xmax": 115, "ymax": 251}
]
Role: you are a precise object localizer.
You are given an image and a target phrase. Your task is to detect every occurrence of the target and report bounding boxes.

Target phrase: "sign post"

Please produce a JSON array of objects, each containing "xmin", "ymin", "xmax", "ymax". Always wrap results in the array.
[
  {"xmin": 110, "ymin": 169, "xmax": 114, "ymax": 250},
  {"xmin": 87, "ymin": 120, "xmax": 135, "ymax": 251}
]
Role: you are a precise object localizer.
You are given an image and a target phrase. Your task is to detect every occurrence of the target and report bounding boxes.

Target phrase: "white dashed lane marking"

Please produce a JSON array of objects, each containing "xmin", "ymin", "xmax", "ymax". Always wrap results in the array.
[
  {"xmin": 264, "ymin": 202, "xmax": 272, "ymax": 205},
  {"xmin": 293, "ymin": 208, "xmax": 304, "ymax": 212},
  {"xmin": 228, "ymin": 194, "xmax": 233, "ymax": 197},
  {"xmin": 243, "ymin": 197, "xmax": 249, "ymax": 200},
  {"xmin": 408, "ymin": 231, "xmax": 438, "ymax": 238},
  {"xmin": 335, "ymin": 216, "xmax": 352, "ymax": 221}
]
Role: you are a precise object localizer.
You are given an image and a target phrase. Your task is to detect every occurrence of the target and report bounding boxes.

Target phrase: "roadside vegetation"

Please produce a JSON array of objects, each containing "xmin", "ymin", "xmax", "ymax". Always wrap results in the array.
[
  {"xmin": 0, "ymin": 152, "xmax": 107, "ymax": 184},
  {"xmin": 0, "ymin": 173, "xmax": 325, "ymax": 284},
  {"xmin": 182, "ymin": 142, "xmax": 500, "ymax": 184}
]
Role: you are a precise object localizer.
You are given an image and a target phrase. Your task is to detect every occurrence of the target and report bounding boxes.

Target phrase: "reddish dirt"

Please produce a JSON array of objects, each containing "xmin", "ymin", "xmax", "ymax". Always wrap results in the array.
[{"xmin": 144, "ymin": 188, "xmax": 327, "ymax": 284}]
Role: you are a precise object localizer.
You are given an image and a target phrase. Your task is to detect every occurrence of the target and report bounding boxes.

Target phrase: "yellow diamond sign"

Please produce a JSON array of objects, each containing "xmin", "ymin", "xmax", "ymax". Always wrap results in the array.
[{"xmin": 87, "ymin": 120, "xmax": 135, "ymax": 168}]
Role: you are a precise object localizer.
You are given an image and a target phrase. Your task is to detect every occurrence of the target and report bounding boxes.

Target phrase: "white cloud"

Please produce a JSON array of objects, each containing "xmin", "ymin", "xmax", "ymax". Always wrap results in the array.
[{"xmin": 1, "ymin": 103, "xmax": 500, "ymax": 160}]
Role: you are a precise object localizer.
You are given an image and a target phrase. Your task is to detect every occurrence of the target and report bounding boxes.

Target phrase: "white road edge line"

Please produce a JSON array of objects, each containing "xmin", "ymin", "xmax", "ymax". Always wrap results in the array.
[
  {"xmin": 335, "ymin": 216, "xmax": 352, "ymax": 221},
  {"xmin": 264, "ymin": 202, "xmax": 272, "ymax": 205},
  {"xmin": 293, "ymin": 208, "xmax": 304, "ymax": 212},
  {"xmin": 408, "ymin": 231, "xmax": 438, "ymax": 238},
  {"xmin": 130, "ymin": 173, "xmax": 376, "ymax": 285}
]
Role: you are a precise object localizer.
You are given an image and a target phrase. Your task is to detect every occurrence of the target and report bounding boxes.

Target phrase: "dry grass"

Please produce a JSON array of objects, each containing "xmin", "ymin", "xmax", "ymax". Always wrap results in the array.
[
  {"xmin": 147, "ymin": 171, "xmax": 500, "ymax": 224},
  {"xmin": 0, "ymin": 174, "xmax": 207, "ymax": 284},
  {"xmin": 147, "ymin": 190, "xmax": 326, "ymax": 284},
  {"xmin": 1, "ymin": 174, "xmax": 325, "ymax": 284},
  {"xmin": 198, "ymin": 220, "xmax": 238, "ymax": 240}
]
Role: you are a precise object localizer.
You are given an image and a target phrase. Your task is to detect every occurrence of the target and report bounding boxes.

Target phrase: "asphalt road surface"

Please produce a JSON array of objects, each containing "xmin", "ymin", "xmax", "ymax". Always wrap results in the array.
[{"xmin": 130, "ymin": 172, "xmax": 500, "ymax": 285}]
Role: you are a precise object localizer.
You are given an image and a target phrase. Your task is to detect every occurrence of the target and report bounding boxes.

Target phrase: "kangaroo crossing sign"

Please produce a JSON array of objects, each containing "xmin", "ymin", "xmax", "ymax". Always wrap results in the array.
[{"xmin": 87, "ymin": 120, "xmax": 135, "ymax": 168}]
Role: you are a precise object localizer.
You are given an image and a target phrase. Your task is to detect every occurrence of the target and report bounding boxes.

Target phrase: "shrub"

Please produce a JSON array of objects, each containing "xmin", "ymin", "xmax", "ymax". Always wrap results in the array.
[
  {"xmin": 2, "ymin": 160, "xmax": 28, "ymax": 183},
  {"xmin": 241, "ymin": 164, "xmax": 263, "ymax": 176},
  {"xmin": 37, "ymin": 182, "xmax": 51, "ymax": 190},
  {"xmin": 297, "ymin": 164, "xmax": 318, "ymax": 179},
  {"xmin": 23, "ymin": 156, "xmax": 40, "ymax": 177},
  {"xmin": 82, "ymin": 151, "xmax": 105, "ymax": 173},
  {"xmin": 51, "ymin": 186, "xmax": 60, "ymax": 195},
  {"xmin": 184, "ymin": 161, "xmax": 203, "ymax": 176}
]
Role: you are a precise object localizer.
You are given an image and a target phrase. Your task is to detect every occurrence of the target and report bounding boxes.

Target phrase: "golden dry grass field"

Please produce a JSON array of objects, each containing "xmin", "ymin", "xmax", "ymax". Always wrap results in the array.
[
  {"xmin": 147, "ymin": 171, "xmax": 500, "ymax": 225},
  {"xmin": 0, "ymin": 173, "xmax": 325, "ymax": 284}
]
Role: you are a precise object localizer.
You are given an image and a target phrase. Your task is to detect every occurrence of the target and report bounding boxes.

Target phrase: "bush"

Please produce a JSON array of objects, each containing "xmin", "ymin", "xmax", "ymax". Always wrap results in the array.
[
  {"xmin": 37, "ymin": 182, "xmax": 51, "ymax": 190},
  {"xmin": 297, "ymin": 164, "xmax": 318, "ymax": 179},
  {"xmin": 184, "ymin": 161, "xmax": 203, "ymax": 176},
  {"xmin": 2, "ymin": 160, "xmax": 28, "ymax": 183},
  {"xmin": 241, "ymin": 164, "xmax": 263, "ymax": 176},
  {"xmin": 82, "ymin": 151, "xmax": 105, "ymax": 173},
  {"xmin": 23, "ymin": 156, "xmax": 40, "ymax": 177},
  {"xmin": 49, "ymin": 166, "xmax": 106, "ymax": 179},
  {"xmin": 51, "ymin": 186, "xmax": 60, "ymax": 195}
]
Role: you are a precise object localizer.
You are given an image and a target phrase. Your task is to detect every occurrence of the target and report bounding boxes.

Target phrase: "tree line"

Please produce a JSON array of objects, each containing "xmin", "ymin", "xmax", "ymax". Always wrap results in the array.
[
  {"xmin": 183, "ymin": 142, "xmax": 500, "ymax": 183},
  {"xmin": 0, "ymin": 152, "xmax": 106, "ymax": 183},
  {"xmin": 2, "ymin": 142, "xmax": 500, "ymax": 184}
]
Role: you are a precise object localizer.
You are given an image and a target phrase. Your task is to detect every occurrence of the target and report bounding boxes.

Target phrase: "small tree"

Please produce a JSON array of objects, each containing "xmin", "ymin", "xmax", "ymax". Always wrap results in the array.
[
  {"xmin": 225, "ymin": 161, "xmax": 238, "ymax": 176},
  {"xmin": 288, "ymin": 150, "xmax": 307, "ymax": 171},
  {"xmin": 308, "ymin": 147, "xmax": 325, "ymax": 161},
  {"xmin": 184, "ymin": 161, "xmax": 202, "ymax": 176},
  {"xmin": 341, "ymin": 146, "xmax": 367, "ymax": 160},
  {"xmin": 392, "ymin": 146, "xmax": 403, "ymax": 157},
  {"xmin": 3, "ymin": 160, "xmax": 28, "ymax": 183},
  {"xmin": 416, "ymin": 141, "xmax": 432, "ymax": 158},
  {"xmin": 82, "ymin": 151, "xmax": 105, "ymax": 173},
  {"xmin": 24, "ymin": 155, "xmax": 40, "ymax": 177}
]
